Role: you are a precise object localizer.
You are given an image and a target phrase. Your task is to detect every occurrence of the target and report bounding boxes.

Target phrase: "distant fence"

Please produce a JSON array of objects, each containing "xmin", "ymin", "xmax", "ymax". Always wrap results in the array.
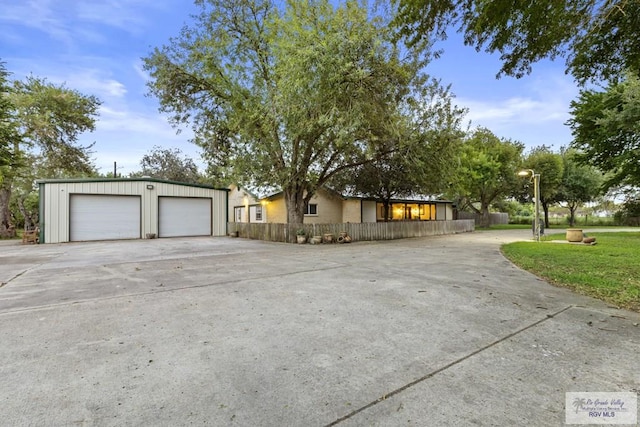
[
  {"xmin": 227, "ymin": 220, "xmax": 475, "ymax": 243},
  {"xmin": 457, "ymin": 212, "xmax": 509, "ymax": 225}
]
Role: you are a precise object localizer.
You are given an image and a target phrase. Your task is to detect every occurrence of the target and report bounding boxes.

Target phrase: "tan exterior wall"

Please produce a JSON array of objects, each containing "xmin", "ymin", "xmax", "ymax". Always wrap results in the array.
[
  {"xmin": 262, "ymin": 189, "xmax": 347, "ymax": 224},
  {"xmin": 227, "ymin": 185, "xmax": 453, "ymax": 225},
  {"xmin": 228, "ymin": 185, "xmax": 262, "ymax": 223},
  {"xmin": 436, "ymin": 203, "xmax": 454, "ymax": 220},
  {"xmin": 265, "ymin": 195, "xmax": 288, "ymax": 223},
  {"xmin": 304, "ymin": 191, "xmax": 342, "ymax": 224},
  {"xmin": 40, "ymin": 179, "xmax": 227, "ymax": 243}
]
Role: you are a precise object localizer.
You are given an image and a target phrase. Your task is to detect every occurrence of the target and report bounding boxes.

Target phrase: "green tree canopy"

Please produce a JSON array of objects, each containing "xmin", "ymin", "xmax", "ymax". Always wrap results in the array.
[
  {"xmin": 131, "ymin": 146, "xmax": 202, "ymax": 184},
  {"xmin": 521, "ymin": 146, "xmax": 564, "ymax": 228},
  {"xmin": 568, "ymin": 71, "xmax": 640, "ymax": 190},
  {"xmin": 391, "ymin": 0, "xmax": 640, "ymax": 84},
  {"xmin": 330, "ymin": 79, "xmax": 466, "ymax": 219},
  {"xmin": 0, "ymin": 62, "xmax": 20, "ymax": 168},
  {"xmin": 556, "ymin": 149, "xmax": 604, "ymax": 227},
  {"xmin": 143, "ymin": 0, "xmax": 436, "ymax": 224},
  {"xmin": 0, "ymin": 65, "xmax": 100, "ymax": 238},
  {"xmin": 450, "ymin": 127, "xmax": 523, "ymax": 228}
]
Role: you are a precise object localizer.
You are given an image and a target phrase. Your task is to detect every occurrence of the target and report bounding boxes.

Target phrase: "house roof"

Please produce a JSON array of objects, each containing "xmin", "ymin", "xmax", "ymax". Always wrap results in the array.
[
  {"xmin": 233, "ymin": 183, "xmax": 452, "ymax": 204},
  {"xmin": 340, "ymin": 191, "xmax": 453, "ymax": 204},
  {"xmin": 36, "ymin": 177, "xmax": 229, "ymax": 191}
]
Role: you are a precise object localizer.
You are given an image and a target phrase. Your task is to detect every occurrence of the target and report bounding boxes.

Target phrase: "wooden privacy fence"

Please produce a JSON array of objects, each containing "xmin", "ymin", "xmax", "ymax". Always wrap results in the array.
[
  {"xmin": 227, "ymin": 220, "xmax": 475, "ymax": 243},
  {"xmin": 457, "ymin": 212, "xmax": 509, "ymax": 225}
]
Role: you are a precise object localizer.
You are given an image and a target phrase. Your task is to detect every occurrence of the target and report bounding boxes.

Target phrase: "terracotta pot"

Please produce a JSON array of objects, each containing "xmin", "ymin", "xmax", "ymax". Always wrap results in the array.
[{"xmin": 566, "ymin": 229, "xmax": 583, "ymax": 242}]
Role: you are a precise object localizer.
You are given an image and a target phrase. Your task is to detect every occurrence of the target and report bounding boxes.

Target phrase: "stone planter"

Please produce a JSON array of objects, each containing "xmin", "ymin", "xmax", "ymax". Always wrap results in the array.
[
  {"xmin": 566, "ymin": 229, "xmax": 583, "ymax": 242},
  {"xmin": 297, "ymin": 235, "xmax": 307, "ymax": 244}
]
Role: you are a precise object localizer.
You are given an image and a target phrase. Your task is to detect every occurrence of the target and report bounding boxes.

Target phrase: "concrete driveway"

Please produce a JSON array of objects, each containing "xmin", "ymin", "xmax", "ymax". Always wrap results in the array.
[{"xmin": 1, "ymin": 230, "xmax": 638, "ymax": 426}]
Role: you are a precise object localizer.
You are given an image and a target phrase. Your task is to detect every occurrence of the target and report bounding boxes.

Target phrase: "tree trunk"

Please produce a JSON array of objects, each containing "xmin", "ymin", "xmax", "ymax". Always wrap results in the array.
[
  {"xmin": 17, "ymin": 196, "xmax": 36, "ymax": 230},
  {"xmin": 383, "ymin": 200, "xmax": 391, "ymax": 221},
  {"xmin": 542, "ymin": 200, "xmax": 550, "ymax": 229},
  {"xmin": 478, "ymin": 204, "xmax": 491, "ymax": 228},
  {"xmin": 284, "ymin": 182, "xmax": 306, "ymax": 215},
  {"xmin": 568, "ymin": 205, "xmax": 577, "ymax": 227},
  {"xmin": 0, "ymin": 181, "xmax": 15, "ymax": 238}
]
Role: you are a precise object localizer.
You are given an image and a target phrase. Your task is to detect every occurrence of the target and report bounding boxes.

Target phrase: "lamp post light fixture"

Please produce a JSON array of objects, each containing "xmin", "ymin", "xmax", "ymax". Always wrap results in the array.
[{"xmin": 518, "ymin": 169, "xmax": 541, "ymax": 242}]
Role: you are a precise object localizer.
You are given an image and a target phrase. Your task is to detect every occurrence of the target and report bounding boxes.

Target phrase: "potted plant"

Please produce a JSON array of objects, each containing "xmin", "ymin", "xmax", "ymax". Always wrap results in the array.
[{"xmin": 296, "ymin": 228, "xmax": 307, "ymax": 244}]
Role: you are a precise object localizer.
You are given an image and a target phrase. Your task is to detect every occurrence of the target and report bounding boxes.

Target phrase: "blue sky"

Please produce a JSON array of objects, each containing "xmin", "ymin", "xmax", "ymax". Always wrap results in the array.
[{"xmin": 1, "ymin": 0, "xmax": 580, "ymax": 176}]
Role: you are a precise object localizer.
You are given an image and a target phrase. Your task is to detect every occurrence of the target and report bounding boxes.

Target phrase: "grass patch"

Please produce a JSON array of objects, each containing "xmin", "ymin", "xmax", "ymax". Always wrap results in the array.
[
  {"xmin": 502, "ymin": 232, "xmax": 640, "ymax": 312},
  {"xmin": 0, "ymin": 230, "xmax": 22, "ymax": 241}
]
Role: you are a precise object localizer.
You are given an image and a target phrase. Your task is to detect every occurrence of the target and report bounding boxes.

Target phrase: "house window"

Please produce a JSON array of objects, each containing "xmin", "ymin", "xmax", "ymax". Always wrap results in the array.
[
  {"xmin": 255, "ymin": 205, "xmax": 263, "ymax": 221},
  {"xmin": 305, "ymin": 203, "xmax": 318, "ymax": 215},
  {"xmin": 391, "ymin": 203, "xmax": 405, "ymax": 220},
  {"xmin": 235, "ymin": 207, "xmax": 245, "ymax": 222}
]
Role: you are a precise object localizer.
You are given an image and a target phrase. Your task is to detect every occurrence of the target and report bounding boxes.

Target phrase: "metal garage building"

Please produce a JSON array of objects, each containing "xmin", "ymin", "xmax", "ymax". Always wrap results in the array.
[{"xmin": 37, "ymin": 178, "xmax": 228, "ymax": 244}]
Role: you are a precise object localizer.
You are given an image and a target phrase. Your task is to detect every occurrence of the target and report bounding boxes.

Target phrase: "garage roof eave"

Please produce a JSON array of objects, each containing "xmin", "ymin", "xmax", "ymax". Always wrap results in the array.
[{"xmin": 35, "ymin": 177, "xmax": 230, "ymax": 192}]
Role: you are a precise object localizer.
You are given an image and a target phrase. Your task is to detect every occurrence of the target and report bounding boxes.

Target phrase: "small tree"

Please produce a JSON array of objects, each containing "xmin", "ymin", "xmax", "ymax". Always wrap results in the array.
[
  {"xmin": 131, "ymin": 146, "xmax": 202, "ymax": 184},
  {"xmin": 521, "ymin": 146, "xmax": 564, "ymax": 228},
  {"xmin": 449, "ymin": 128, "xmax": 523, "ymax": 228},
  {"xmin": 556, "ymin": 149, "xmax": 603, "ymax": 227}
]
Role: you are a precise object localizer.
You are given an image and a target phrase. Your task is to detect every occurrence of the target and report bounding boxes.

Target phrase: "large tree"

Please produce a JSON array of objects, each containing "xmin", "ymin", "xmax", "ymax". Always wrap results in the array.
[
  {"xmin": 521, "ymin": 146, "xmax": 564, "ymax": 229},
  {"xmin": 568, "ymin": 71, "xmax": 640, "ymax": 190},
  {"xmin": 131, "ymin": 146, "xmax": 202, "ymax": 184},
  {"xmin": 143, "ymin": 0, "xmax": 432, "ymax": 224},
  {"xmin": 0, "ymin": 71, "xmax": 100, "ymax": 238},
  {"xmin": 450, "ymin": 127, "xmax": 523, "ymax": 228},
  {"xmin": 556, "ymin": 149, "xmax": 603, "ymax": 227},
  {"xmin": 391, "ymin": 0, "xmax": 640, "ymax": 84}
]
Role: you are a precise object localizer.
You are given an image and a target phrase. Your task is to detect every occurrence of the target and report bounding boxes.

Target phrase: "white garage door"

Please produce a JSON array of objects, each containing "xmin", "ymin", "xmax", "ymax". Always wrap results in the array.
[
  {"xmin": 158, "ymin": 197, "xmax": 212, "ymax": 237},
  {"xmin": 70, "ymin": 195, "xmax": 141, "ymax": 241}
]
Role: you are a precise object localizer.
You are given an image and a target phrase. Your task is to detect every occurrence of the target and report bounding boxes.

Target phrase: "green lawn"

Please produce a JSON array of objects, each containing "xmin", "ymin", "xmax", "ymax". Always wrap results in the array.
[
  {"xmin": 479, "ymin": 224, "xmax": 628, "ymax": 231},
  {"xmin": 501, "ymin": 232, "xmax": 640, "ymax": 312}
]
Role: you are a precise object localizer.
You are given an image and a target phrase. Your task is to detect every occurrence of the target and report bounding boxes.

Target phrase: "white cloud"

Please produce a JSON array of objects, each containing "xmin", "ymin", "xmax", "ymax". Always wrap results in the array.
[
  {"xmin": 462, "ymin": 96, "xmax": 566, "ymax": 124},
  {"xmin": 96, "ymin": 105, "xmax": 182, "ymax": 136},
  {"xmin": 76, "ymin": 0, "xmax": 152, "ymax": 34},
  {"xmin": 455, "ymin": 73, "xmax": 579, "ymax": 148},
  {"xmin": 63, "ymin": 71, "xmax": 127, "ymax": 98},
  {"xmin": 0, "ymin": 0, "xmax": 73, "ymax": 45},
  {"xmin": 0, "ymin": 0, "xmax": 167, "ymax": 46},
  {"xmin": 83, "ymin": 104, "xmax": 201, "ymax": 175}
]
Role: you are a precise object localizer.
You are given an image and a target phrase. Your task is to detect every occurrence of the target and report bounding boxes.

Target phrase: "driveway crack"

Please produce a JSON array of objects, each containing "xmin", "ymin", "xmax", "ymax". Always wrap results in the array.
[{"xmin": 325, "ymin": 304, "xmax": 574, "ymax": 426}]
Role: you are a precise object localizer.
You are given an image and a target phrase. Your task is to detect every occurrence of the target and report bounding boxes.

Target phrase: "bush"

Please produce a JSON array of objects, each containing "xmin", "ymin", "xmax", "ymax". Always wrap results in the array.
[{"xmin": 614, "ymin": 198, "xmax": 640, "ymax": 226}]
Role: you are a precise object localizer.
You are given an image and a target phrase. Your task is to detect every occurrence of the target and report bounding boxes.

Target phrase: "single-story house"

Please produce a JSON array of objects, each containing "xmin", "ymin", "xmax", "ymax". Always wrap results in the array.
[
  {"xmin": 228, "ymin": 185, "xmax": 454, "ymax": 224},
  {"xmin": 37, "ymin": 178, "xmax": 228, "ymax": 244},
  {"xmin": 227, "ymin": 184, "xmax": 267, "ymax": 223}
]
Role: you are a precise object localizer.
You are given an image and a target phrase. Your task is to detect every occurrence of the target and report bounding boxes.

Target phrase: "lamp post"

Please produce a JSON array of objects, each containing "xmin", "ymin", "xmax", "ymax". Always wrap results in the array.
[{"xmin": 518, "ymin": 169, "xmax": 541, "ymax": 242}]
